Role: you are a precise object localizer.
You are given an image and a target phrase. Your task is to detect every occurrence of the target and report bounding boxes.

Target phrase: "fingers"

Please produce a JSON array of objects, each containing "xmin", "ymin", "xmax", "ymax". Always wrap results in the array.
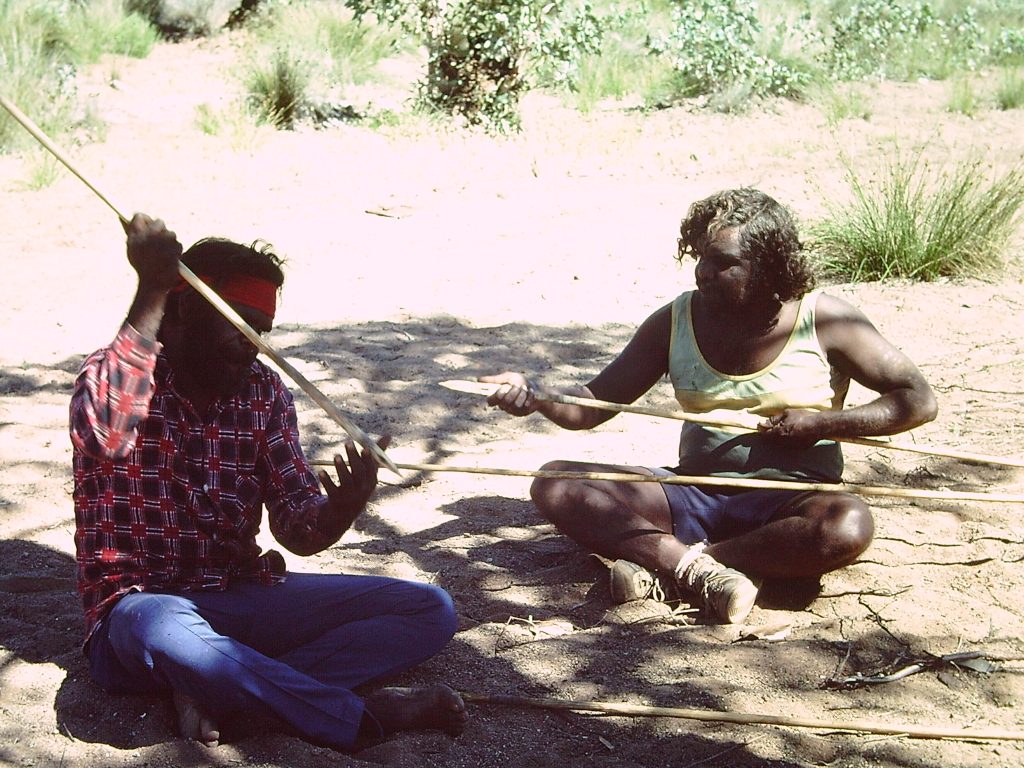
[
  {"xmin": 326, "ymin": 434, "xmax": 392, "ymax": 496},
  {"xmin": 480, "ymin": 373, "xmax": 537, "ymax": 415},
  {"xmin": 126, "ymin": 213, "xmax": 182, "ymax": 292},
  {"xmin": 493, "ymin": 382, "xmax": 533, "ymax": 410}
]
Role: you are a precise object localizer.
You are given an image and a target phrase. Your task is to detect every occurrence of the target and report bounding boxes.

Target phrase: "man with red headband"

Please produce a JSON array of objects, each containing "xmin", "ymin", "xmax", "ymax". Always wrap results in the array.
[{"xmin": 71, "ymin": 214, "xmax": 467, "ymax": 750}]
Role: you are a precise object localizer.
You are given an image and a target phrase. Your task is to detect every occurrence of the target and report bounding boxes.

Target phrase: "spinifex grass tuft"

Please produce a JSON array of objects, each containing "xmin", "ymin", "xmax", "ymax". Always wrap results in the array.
[
  {"xmin": 811, "ymin": 149, "xmax": 1024, "ymax": 282},
  {"xmin": 244, "ymin": 48, "xmax": 312, "ymax": 129}
]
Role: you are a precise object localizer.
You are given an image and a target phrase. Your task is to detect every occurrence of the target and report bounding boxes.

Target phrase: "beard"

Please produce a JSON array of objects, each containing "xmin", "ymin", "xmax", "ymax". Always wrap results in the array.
[{"xmin": 177, "ymin": 335, "xmax": 256, "ymax": 399}]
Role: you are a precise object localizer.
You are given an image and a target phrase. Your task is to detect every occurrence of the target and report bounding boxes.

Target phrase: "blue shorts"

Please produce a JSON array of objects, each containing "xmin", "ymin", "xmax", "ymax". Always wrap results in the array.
[{"xmin": 655, "ymin": 468, "xmax": 803, "ymax": 544}]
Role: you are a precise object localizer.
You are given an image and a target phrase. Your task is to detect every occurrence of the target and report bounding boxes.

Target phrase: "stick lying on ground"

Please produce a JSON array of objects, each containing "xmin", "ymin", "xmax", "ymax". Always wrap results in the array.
[
  {"xmin": 442, "ymin": 379, "xmax": 1024, "ymax": 470},
  {"xmin": 308, "ymin": 460, "xmax": 1024, "ymax": 503},
  {"xmin": 823, "ymin": 650, "xmax": 995, "ymax": 690},
  {"xmin": 460, "ymin": 691, "xmax": 1024, "ymax": 741},
  {"xmin": 0, "ymin": 93, "xmax": 398, "ymax": 475}
]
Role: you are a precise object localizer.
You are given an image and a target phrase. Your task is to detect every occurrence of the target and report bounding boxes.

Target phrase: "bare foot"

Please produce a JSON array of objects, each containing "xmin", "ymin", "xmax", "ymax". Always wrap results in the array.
[
  {"xmin": 172, "ymin": 689, "xmax": 220, "ymax": 747},
  {"xmin": 363, "ymin": 684, "xmax": 468, "ymax": 739}
]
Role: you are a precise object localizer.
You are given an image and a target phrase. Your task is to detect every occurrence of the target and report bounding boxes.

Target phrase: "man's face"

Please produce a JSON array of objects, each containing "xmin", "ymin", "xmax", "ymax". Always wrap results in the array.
[
  {"xmin": 693, "ymin": 227, "xmax": 756, "ymax": 310},
  {"xmin": 178, "ymin": 297, "xmax": 273, "ymax": 397}
]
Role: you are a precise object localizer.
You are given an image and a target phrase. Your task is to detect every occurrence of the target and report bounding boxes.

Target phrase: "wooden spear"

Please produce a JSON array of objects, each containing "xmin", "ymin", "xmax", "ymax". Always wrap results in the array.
[
  {"xmin": 442, "ymin": 379, "xmax": 1024, "ymax": 470},
  {"xmin": 0, "ymin": 93, "xmax": 398, "ymax": 475},
  {"xmin": 307, "ymin": 460, "xmax": 1024, "ymax": 503},
  {"xmin": 460, "ymin": 691, "xmax": 1024, "ymax": 742}
]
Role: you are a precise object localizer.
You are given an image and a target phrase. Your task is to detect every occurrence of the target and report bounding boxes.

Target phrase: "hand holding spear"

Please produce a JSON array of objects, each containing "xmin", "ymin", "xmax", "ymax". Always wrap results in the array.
[{"xmin": 0, "ymin": 92, "xmax": 399, "ymax": 475}]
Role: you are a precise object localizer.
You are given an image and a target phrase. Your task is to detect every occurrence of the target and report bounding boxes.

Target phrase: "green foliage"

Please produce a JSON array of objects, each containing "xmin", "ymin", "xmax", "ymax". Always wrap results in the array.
[
  {"xmin": 0, "ymin": 0, "xmax": 156, "ymax": 153},
  {"xmin": 193, "ymin": 101, "xmax": 265, "ymax": 150},
  {"xmin": 826, "ymin": 0, "xmax": 933, "ymax": 79},
  {"xmin": 1, "ymin": 1, "xmax": 73, "ymax": 151},
  {"xmin": 244, "ymin": 48, "xmax": 312, "ymax": 128},
  {"xmin": 66, "ymin": 0, "xmax": 158, "ymax": 62},
  {"xmin": 811, "ymin": 149, "xmax": 1024, "ymax": 281},
  {"xmin": 993, "ymin": 28, "xmax": 1024, "ymax": 65},
  {"xmin": 810, "ymin": 81, "xmax": 873, "ymax": 124},
  {"xmin": 16, "ymin": 150, "xmax": 62, "ymax": 190},
  {"xmin": 946, "ymin": 75, "xmax": 980, "ymax": 115},
  {"xmin": 824, "ymin": 1, "xmax": 992, "ymax": 81},
  {"xmin": 551, "ymin": 3, "xmax": 675, "ymax": 111},
  {"xmin": 421, "ymin": 0, "xmax": 532, "ymax": 131},
  {"xmin": 349, "ymin": 0, "xmax": 608, "ymax": 131},
  {"xmin": 236, "ymin": 1, "xmax": 403, "ymax": 129},
  {"xmin": 995, "ymin": 67, "xmax": 1024, "ymax": 109},
  {"xmin": 421, "ymin": 0, "xmax": 607, "ymax": 131},
  {"xmin": 248, "ymin": 1, "xmax": 400, "ymax": 86},
  {"xmin": 653, "ymin": 0, "xmax": 815, "ymax": 104}
]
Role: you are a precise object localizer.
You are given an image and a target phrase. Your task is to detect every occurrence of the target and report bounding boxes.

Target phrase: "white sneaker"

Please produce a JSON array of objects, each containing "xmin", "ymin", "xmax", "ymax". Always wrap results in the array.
[{"xmin": 680, "ymin": 553, "xmax": 758, "ymax": 623}]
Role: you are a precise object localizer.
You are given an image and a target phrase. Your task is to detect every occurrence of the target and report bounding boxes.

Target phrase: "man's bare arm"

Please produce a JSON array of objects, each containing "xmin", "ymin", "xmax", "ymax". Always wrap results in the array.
[
  {"xmin": 759, "ymin": 293, "xmax": 937, "ymax": 444},
  {"xmin": 482, "ymin": 303, "xmax": 673, "ymax": 430}
]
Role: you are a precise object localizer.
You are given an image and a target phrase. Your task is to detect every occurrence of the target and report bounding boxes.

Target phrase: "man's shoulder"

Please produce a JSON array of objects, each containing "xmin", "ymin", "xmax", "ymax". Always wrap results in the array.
[{"xmin": 811, "ymin": 291, "xmax": 867, "ymax": 322}]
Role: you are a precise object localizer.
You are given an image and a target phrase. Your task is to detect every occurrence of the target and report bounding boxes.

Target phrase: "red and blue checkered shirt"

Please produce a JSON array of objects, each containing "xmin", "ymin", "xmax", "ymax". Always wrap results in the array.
[{"xmin": 71, "ymin": 323, "xmax": 334, "ymax": 642}]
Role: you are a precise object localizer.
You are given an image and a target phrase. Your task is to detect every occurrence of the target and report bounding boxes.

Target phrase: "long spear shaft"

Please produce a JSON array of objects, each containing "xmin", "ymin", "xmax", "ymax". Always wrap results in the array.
[
  {"xmin": 308, "ymin": 460, "xmax": 1024, "ymax": 503},
  {"xmin": 0, "ymin": 93, "xmax": 399, "ymax": 475},
  {"xmin": 460, "ymin": 691, "xmax": 1024, "ymax": 742},
  {"xmin": 441, "ymin": 380, "xmax": 1024, "ymax": 470}
]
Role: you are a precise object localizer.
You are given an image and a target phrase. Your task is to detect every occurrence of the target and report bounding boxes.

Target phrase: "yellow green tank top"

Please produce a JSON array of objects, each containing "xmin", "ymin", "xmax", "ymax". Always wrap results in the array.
[{"xmin": 668, "ymin": 290, "xmax": 849, "ymax": 482}]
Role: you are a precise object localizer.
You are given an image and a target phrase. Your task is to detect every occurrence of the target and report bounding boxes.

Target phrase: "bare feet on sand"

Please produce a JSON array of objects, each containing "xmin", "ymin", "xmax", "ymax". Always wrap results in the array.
[
  {"xmin": 363, "ymin": 684, "xmax": 469, "ymax": 740},
  {"xmin": 172, "ymin": 689, "xmax": 220, "ymax": 747}
]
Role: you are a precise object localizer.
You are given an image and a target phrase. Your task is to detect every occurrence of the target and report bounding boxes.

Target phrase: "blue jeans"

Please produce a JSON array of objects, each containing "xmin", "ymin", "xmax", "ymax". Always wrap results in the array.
[{"xmin": 86, "ymin": 572, "xmax": 458, "ymax": 750}]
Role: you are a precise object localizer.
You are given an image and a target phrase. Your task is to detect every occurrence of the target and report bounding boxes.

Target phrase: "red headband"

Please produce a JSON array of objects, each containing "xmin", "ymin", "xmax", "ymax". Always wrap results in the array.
[{"xmin": 173, "ymin": 273, "xmax": 278, "ymax": 318}]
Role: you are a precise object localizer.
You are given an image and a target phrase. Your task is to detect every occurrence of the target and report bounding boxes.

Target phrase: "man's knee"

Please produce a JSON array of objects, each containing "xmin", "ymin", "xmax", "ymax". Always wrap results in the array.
[
  {"xmin": 417, "ymin": 583, "xmax": 459, "ymax": 644},
  {"xmin": 107, "ymin": 593, "xmax": 201, "ymax": 658},
  {"xmin": 818, "ymin": 496, "xmax": 873, "ymax": 567},
  {"xmin": 529, "ymin": 460, "xmax": 579, "ymax": 522},
  {"xmin": 98, "ymin": 593, "xmax": 206, "ymax": 682}
]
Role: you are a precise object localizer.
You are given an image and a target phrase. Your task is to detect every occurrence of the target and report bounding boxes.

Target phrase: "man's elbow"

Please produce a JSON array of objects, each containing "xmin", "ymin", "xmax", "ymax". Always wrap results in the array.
[{"xmin": 71, "ymin": 429, "xmax": 134, "ymax": 462}]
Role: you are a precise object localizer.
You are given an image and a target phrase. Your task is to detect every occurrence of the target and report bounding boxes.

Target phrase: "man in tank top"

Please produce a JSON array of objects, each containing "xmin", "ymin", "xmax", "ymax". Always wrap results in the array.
[{"xmin": 481, "ymin": 188, "xmax": 936, "ymax": 624}]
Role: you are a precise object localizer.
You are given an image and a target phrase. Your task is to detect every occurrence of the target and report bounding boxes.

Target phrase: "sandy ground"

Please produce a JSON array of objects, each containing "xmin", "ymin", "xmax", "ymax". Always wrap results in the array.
[{"xmin": 2, "ymin": 35, "xmax": 1024, "ymax": 768}]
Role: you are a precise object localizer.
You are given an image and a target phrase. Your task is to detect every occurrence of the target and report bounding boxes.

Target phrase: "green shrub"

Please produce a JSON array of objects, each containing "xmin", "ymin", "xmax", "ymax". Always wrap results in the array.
[
  {"xmin": 810, "ymin": 81, "xmax": 873, "ymax": 124},
  {"xmin": 244, "ymin": 48, "xmax": 312, "ymax": 128},
  {"xmin": 826, "ymin": 0, "xmax": 935, "ymax": 80},
  {"xmin": 237, "ymin": 1, "xmax": 405, "ymax": 129},
  {"xmin": 811, "ymin": 149, "xmax": 1024, "ymax": 281},
  {"xmin": 0, "ymin": 1, "xmax": 74, "ymax": 151},
  {"xmin": 249, "ymin": 1, "xmax": 400, "ymax": 86},
  {"xmin": 421, "ymin": 0, "xmax": 606, "ymax": 130},
  {"xmin": 420, "ymin": 0, "xmax": 532, "ymax": 130},
  {"xmin": 350, "ymin": 0, "xmax": 607, "ymax": 131},
  {"xmin": 551, "ymin": 3, "xmax": 675, "ymax": 111},
  {"xmin": 995, "ymin": 67, "xmax": 1024, "ymax": 109},
  {"xmin": 654, "ymin": 0, "xmax": 814, "ymax": 103},
  {"xmin": 993, "ymin": 28, "xmax": 1024, "ymax": 66},
  {"xmin": 65, "ymin": 0, "xmax": 157, "ymax": 62},
  {"xmin": 823, "ymin": 1, "xmax": 993, "ymax": 81},
  {"xmin": 1, "ymin": 0, "xmax": 156, "ymax": 153},
  {"xmin": 946, "ymin": 75, "xmax": 980, "ymax": 115}
]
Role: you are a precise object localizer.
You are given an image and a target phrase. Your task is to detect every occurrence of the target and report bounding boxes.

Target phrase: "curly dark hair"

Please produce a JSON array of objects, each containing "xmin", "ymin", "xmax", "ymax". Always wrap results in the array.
[
  {"xmin": 676, "ymin": 188, "xmax": 815, "ymax": 303},
  {"xmin": 181, "ymin": 237, "xmax": 285, "ymax": 289}
]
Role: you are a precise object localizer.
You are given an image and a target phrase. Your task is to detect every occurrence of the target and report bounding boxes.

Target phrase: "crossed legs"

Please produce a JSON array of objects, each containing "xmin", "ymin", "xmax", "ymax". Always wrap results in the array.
[
  {"xmin": 87, "ymin": 572, "xmax": 465, "ymax": 750},
  {"xmin": 529, "ymin": 459, "xmax": 874, "ymax": 580}
]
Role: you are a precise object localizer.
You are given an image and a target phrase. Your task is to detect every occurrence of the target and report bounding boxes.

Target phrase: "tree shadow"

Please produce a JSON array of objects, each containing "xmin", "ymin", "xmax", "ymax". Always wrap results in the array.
[{"xmin": 3, "ymin": 316, "xmax": 1013, "ymax": 766}]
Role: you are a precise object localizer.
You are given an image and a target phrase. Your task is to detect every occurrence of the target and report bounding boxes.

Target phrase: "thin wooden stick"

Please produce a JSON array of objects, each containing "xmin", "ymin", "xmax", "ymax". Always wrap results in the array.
[
  {"xmin": 307, "ymin": 460, "xmax": 1024, "ymax": 503},
  {"xmin": 460, "ymin": 691, "xmax": 1024, "ymax": 742},
  {"xmin": 0, "ymin": 93, "xmax": 398, "ymax": 475},
  {"xmin": 442, "ymin": 380, "xmax": 1024, "ymax": 470}
]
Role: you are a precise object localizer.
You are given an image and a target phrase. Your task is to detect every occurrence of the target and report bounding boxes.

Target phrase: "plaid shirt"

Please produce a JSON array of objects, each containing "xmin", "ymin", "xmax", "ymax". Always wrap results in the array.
[{"xmin": 71, "ymin": 323, "xmax": 334, "ymax": 642}]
